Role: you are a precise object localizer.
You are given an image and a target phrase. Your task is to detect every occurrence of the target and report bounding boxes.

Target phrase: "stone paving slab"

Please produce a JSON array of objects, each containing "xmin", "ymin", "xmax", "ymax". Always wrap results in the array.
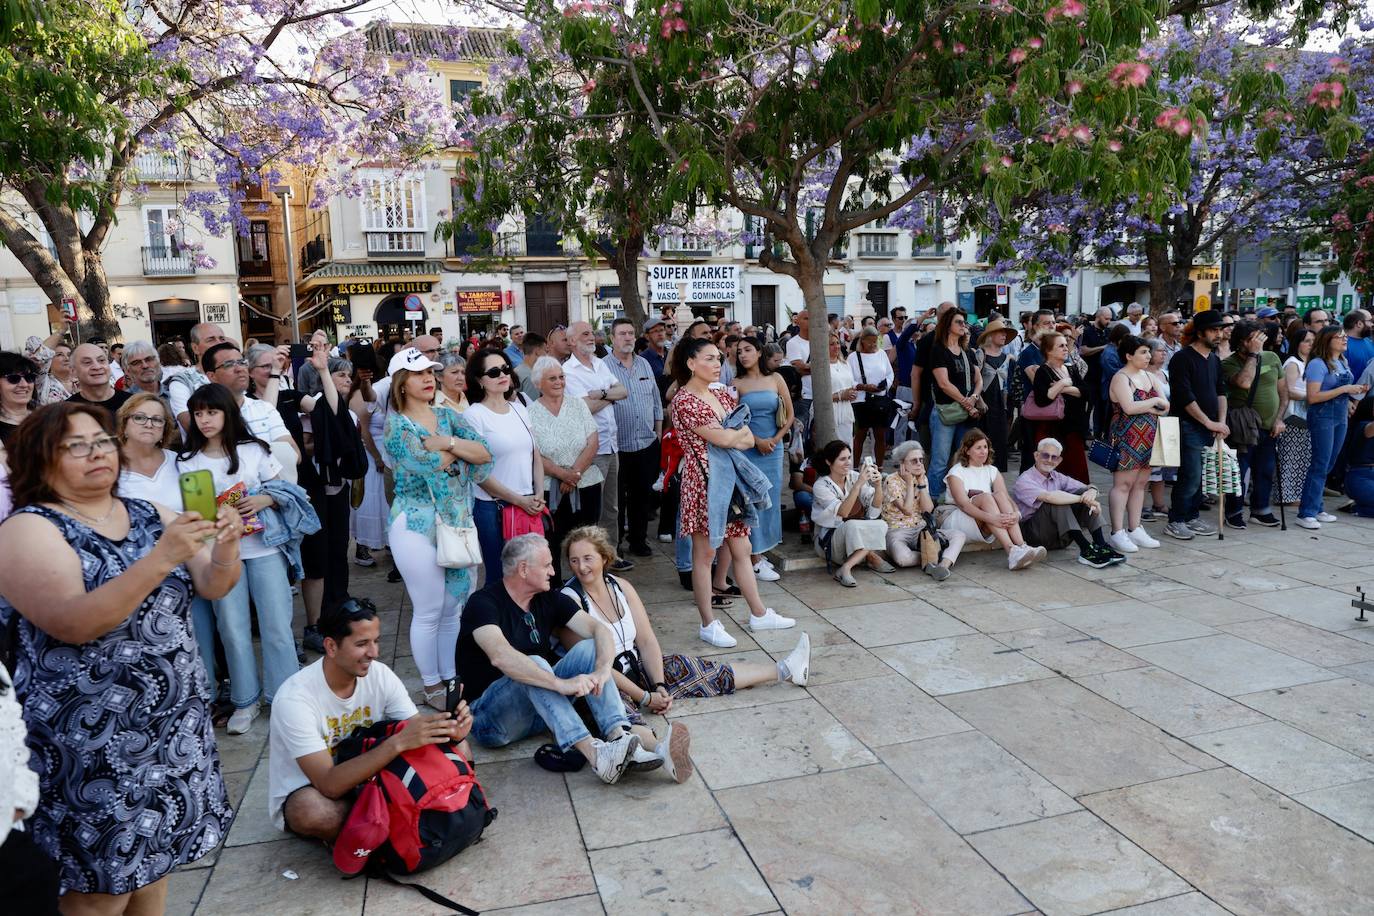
[{"xmin": 174, "ymin": 506, "xmax": 1374, "ymax": 915}]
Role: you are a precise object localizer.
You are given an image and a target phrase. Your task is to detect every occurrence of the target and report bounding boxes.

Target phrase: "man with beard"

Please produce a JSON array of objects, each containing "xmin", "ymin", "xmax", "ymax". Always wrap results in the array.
[{"xmin": 1164, "ymin": 310, "xmax": 1229, "ymax": 540}]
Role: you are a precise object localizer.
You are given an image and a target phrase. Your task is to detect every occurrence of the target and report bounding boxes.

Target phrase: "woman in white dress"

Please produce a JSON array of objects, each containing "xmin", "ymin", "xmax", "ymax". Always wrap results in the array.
[
  {"xmin": 827, "ymin": 332, "xmax": 857, "ymax": 446},
  {"xmin": 350, "ymin": 358, "xmax": 390, "ymax": 566}
]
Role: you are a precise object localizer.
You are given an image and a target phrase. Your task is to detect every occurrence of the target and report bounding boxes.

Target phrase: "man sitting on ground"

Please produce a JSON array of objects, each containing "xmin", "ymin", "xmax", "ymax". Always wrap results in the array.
[
  {"xmin": 1011, "ymin": 438, "xmax": 1124, "ymax": 568},
  {"xmin": 456, "ymin": 533, "xmax": 646, "ymax": 784},
  {"xmin": 268, "ymin": 601, "xmax": 472, "ymax": 841}
]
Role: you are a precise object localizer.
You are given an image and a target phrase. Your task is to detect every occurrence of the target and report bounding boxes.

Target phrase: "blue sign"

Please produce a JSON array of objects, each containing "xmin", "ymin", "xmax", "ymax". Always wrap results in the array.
[{"xmin": 958, "ymin": 291, "xmax": 975, "ymax": 311}]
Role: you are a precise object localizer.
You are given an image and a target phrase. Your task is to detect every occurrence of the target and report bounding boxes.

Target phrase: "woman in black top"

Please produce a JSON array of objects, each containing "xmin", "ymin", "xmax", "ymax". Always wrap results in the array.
[
  {"xmin": 974, "ymin": 321, "xmax": 1016, "ymax": 472},
  {"xmin": 928, "ymin": 308, "xmax": 984, "ymax": 501},
  {"xmin": 1031, "ymin": 332, "xmax": 1091, "ymax": 482},
  {"xmin": 0, "ymin": 352, "xmax": 38, "ymax": 448}
]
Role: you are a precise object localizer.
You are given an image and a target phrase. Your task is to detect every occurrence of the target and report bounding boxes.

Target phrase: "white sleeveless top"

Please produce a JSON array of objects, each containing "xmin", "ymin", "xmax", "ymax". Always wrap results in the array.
[{"xmin": 561, "ymin": 578, "xmax": 636, "ymax": 654}]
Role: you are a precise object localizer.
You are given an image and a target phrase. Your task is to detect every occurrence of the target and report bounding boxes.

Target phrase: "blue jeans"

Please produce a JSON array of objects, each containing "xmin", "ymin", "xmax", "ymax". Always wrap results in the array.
[
  {"xmin": 1169, "ymin": 420, "xmax": 1212, "ymax": 524},
  {"xmin": 213, "ymin": 551, "xmax": 298, "ymax": 708},
  {"xmin": 1226, "ymin": 432, "xmax": 1278, "ymax": 518},
  {"xmin": 675, "ymin": 509, "xmax": 692, "ymax": 572},
  {"xmin": 474, "ymin": 498, "xmax": 503, "ymax": 586},
  {"xmin": 794, "ymin": 490, "xmax": 814, "ymax": 521},
  {"xmin": 1301, "ymin": 410, "xmax": 1348, "ymax": 519},
  {"xmin": 928, "ymin": 409, "xmax": 967, "ymax": 502},
  {"xmin": 190, "ymin": 596, "xmax": 217, "ymax": 686},
  {"xmin": 1346, "ymin": 466, "xmax": 1374, "ymax": 517},
  {"xmin": 469, "ymin": 638, "xmax": 629, "ymax": 752}
]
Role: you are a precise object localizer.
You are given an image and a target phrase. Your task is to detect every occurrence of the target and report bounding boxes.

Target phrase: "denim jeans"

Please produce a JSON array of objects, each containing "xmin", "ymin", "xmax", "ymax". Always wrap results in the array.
[
  {"xmin": 794, "ymin": 490, "xmax": 814, "ymax": 521},
  {"xmin": 1345, "ymin": 466, "xmax": 1374, "ymax": 517},
  {"xmin": 214, "ymin": 551, "xmax": 299, "ymax": 708},
  {"xmin": 469, "ymin": 638, "xmax": 629, "ymax": 752},
  {"xmin": 1300, "ymin": 409, "xmax": 1348, "ymax": 519},
  {"xmin": 928, "ymin": 409, "xmax": 967, "ymax": 502},
  {"xmin": 190, "ymin": 596, "xmax": 216, "ymax": 685},
  {"xmin": 474, "ymin": 497, "xmax": 503, "ymax": 587},
  {"xmin": 675, "ymin": 509, "xmax": 693, "ymax": 572},
  {"xmin": 1169, "ymin": 420, "xmax": 1213, "ymax": 524},
  {"xmin": 1225, "ymin": 432, "xmax": 1278, "ymax": 518}
]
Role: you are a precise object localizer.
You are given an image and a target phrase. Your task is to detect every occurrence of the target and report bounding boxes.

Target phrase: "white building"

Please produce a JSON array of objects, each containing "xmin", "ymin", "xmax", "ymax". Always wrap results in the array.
[{"xmin": 0, "ymin": 150, "xmax": 242, "ymax": 349}]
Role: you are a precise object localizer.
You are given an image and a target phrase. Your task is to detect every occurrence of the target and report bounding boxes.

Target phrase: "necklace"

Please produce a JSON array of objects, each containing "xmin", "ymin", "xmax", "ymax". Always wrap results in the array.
[{"xmin": 60, "ymin": 498, "xmax": 118, "ymax": 525}]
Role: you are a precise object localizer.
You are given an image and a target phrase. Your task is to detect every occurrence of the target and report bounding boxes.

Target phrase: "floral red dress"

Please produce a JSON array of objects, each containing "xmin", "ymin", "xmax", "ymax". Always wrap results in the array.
[{"xmin": 672, "ymin": 386, "xmax": 750, "ymax": 539}]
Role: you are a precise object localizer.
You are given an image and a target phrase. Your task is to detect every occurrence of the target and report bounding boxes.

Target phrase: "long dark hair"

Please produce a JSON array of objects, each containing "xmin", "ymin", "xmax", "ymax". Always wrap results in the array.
[
  {"xmin": 178, "ymin": 383, "xmax": 268, "ymax": 475},
  {"xmin": 8, "ymin": 402, "xmax": 117, "ymax": 509},
  {"xmin": 734, "ymin": 335, "xmax": 771, "ymax": 378},
  {"xmin": 669, "ymin": 335, "xmax": 716, "ymax": 385},
  {"xmin": 464, "ymin": 347, "xmax": 517, "ymax": 405},
  {"xmin": 1311, "ymin": 326, "xmax": 1347, "ymax": 371},
  {"xmin": 1286, "ymin": 326, "xmax": 1314, "ymax": 363},
  {"xmin": 815, "ymin": 439, "xmax": 851, "ymax": 476}
]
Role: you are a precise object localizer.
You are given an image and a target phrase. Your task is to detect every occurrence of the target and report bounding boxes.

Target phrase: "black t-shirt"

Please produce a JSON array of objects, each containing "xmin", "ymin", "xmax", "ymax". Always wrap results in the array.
[
  {"xmin": 914, "ymin": 333, "xmax": 937, "ymax": 402},
  {"xmin": 1033, "ymin": 362, "xmax": 1090, "ymax": 433},
  {"xmin": 1080, "ymin": 324, "xmax": 1110, "ymax": 376},
  {"xmin": 456, "ymin": 581, "xmax": 579, "ymax": 701},
  {"xmin": 68, "ymin": 387, "xmax": 132, "ymax": 421},
  {"xmin": 1169, "ymin": 346, "xmax": 1225, "ymax": 425},
  {"xmin": 929, "ymin": 345, "xmax": 975, "ymax": 405}
]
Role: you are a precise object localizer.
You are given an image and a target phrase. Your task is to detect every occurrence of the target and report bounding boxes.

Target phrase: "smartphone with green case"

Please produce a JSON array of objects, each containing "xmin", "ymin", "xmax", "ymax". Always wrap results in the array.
[{"xmin": 178, "ymin": 469, "xmax": 218, "ymax": 522}]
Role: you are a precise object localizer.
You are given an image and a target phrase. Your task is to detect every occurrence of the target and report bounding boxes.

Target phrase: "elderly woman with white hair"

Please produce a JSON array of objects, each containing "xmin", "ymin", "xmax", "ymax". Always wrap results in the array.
[
  {"xmin": 528, "ymin": 354, "xmax": 603, "ymax": 578},
  {"xmin": 882, "ymin": 439, "xmax": 964, "ymax": 580},
  {"xmin": 435, "ymin": 349, "xmax": 469, "ymax": 412}
]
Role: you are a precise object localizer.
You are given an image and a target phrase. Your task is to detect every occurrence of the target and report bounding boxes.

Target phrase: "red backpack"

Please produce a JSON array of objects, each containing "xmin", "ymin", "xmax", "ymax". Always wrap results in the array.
[{"xmin": 332, "ymin": 719, "xmax": 496, "ymax": 906}]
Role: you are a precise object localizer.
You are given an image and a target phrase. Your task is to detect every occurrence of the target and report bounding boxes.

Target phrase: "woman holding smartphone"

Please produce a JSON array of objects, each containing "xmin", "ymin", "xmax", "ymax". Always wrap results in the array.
[{"xmin": 177, "ymin": 382, "xmax": 298, "ymax": 734}]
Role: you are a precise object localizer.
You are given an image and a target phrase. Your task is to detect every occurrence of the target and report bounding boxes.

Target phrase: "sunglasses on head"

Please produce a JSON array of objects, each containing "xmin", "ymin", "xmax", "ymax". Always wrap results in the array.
[
  {"xmin": 3, "ymin": 372, "xmax": 36, "ymax": 385},
  {"xmin": 481, "ymin": 365, "xmax": 514, "ymax": 379}
]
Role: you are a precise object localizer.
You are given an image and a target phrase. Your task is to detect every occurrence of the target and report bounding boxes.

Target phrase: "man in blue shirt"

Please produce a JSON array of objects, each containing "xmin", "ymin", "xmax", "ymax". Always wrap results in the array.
[
  {"xmin": 1344, "ymin": 311, "xmax": 1373, "ymax": 381},
  {"xmin": 504, "ymin": 325, "xmax": 525, "ymax": 366},
  {"xmin": 604, "ymin": 318, "xmax": 663, "ymax": 556}
]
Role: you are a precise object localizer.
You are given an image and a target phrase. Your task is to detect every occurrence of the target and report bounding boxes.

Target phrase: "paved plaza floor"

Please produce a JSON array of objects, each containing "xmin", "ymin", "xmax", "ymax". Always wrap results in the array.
[{"xmin": 172, "ymin": 489, "xmax": 1374, "ymax": 915}]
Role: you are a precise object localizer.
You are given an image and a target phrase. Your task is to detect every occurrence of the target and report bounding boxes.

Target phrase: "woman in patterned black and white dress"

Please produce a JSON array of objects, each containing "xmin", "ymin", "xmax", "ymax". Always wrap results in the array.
[{"xmin": 0, "ymin": 403, "xmax": 243, "ymax": 912}]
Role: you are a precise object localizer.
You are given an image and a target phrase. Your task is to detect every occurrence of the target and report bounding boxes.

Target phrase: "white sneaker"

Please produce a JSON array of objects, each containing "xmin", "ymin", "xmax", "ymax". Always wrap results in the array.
[
  {"xmin": 1296, "ymin": 516, "xmax": 1322, "ymax": 530},
  {"xmin": 753, "ymin": 560, "xmax": 781, "ymax": 582},
  {"xmin": 656, "ymin": 721, "xmax": 693, "ymax": 784},
  {"xmin": 657, "ymin": 534, "xmax": 673, "ymax": 543},
  {"xmin": 1317, "ymin": 512, "xmax": 1338, "ymax": 523},
  {"xmin": 1008, "ymin": 545, "xmax": 1033, "ymax": 570},
  {"xmin": 1108, "ymin": 530, "xmax": 1140, "ymax": 554},
  {"xmin": 699, "ymin": 620, "xmax": 738, "ymax": 648},
  {"xmin": 226, "ymin": 702, "xmax": 259, "ymax": 735},
  {"xmin": 748, "ymin": 608, "xmax": 796, "ymax": 631},
  {"xmin": 1030, "ymin": 545, "xmax": 1048, "ymax": 563},
  {"xmin": 627, "ymin": 742, "xmax": 664, "ymax": 773},
  {"xmin": 592, "ymin": 733, "xmax": 639, "ymax": 785},
  {"xmin": 781, "ymin": 632, "xmax": 811, "ymax": 686},
  {"xmin": 1127, "ymin": 526, "xmax": 1161, "ymax": 549}
]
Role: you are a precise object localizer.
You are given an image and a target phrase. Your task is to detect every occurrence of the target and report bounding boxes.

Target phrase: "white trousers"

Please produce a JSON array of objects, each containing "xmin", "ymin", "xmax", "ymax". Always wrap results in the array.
[{"xmin": 390, "ymin": 515, "xmax": 460, "ymax": 686}]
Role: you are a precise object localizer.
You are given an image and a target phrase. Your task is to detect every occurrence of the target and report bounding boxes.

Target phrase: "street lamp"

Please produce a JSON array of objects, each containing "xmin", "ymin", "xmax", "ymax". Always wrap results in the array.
[{"xmin": 271, "ymin": 184, "xmax": 300, "ymax": 343}]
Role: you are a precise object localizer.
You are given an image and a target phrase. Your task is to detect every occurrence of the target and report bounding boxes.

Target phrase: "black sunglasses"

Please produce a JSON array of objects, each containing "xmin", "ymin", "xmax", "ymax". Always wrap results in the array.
[
  {"xmin": 3, "ymin": 372, "xmax": 36, "ymax": 385},
  {"xmin": 481, "ymin": 365, "xmax": 514, "ymax": 379},
  {"xmin": 523, "ymin": 609, "xmax": 541, "ymax": 645}
]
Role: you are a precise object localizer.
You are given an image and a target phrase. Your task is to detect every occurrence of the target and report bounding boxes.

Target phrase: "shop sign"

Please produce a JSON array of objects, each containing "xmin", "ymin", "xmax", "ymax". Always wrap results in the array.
[
  {"xmin": 1195, "ymin": 294, "xmax": 1211, "ymax": 312},
  {"xmin": 333, "ymin": 280, "xmax": 432, "ymax": 295},
  {"xmin": 1192, "ymin": 267, "xmax": 1220, "ymax": 281},
  {"xmin": 1342, "ymin": 294, "xmax": 1354, "ymax": 313},
  {"xmin": 995, "ymin": 285, "xmax": 1009, "ymax": 305},
  {"xmin": 341, "ymin": 323, "xmax": 373, "ymax": 340},
  {"xmin": 1296, "ymin": 272, "xmax": 1321, "ymax": 287},
  {"xmin": 648, "ymin": 264, "xmax": 739, "ymax": 303},
  {"xmin": 1296, "ymin": 295, "xmax": 1321, "ymax": 309},
  {"xmin": 457, "ymin": 289, "xmax": 503, "ymax": 313},
  {"xmin": 203, "ymin": 302, "xmax": 230, "ymax": 324}
]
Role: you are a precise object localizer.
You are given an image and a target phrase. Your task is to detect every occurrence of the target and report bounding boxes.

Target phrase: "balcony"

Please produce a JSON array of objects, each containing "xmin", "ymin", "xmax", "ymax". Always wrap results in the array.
[
  {"xmin": 366, "ymin": 231, "xmax": 426, "ymax": 257},
  {"xmin": 301, "ymin": 238, "xmax": 327, "ymax": 271},
  {"xmin": 143, "ymin": 246, "xmax": 195, "ymax": 276},
  {"xmin": 912, "ymin": 240, "xmax": 947, "ymax": 257},
  {"xmin": 659, "ymin": 232, "xmax": 714, "ymax": 257},
  {"xmin": 132, "ymin": 151, "xmax": 191, "ymax": 182},
  {"xmin": 857, "ymin": 232, "xmax": 899, "ymax": 258},
  {"xmin": 525, "ymin": 227, "xmax": 564, "ymax": 257},
  {"xmin": 447, "ymin": 228, "xmax": 489, "ymax": 259},
  {"xmin": 238, "ymin": 257, "xmax": 273, "ymax": 280}
]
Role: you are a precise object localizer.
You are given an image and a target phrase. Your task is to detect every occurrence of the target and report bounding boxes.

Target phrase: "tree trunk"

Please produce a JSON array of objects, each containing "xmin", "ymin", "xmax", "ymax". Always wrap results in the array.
[
  {"xmin": 1144, "ymin": 237, "xmax": 1174, "ymax": 316},
  {"xmin": 79, "ymin": 251, "xmax": 120, "ymax": 340},
  {"xmin": 796, "ymin": 260, "xmax": 835, "ymax": 447},
  {"xmin": 601, "ymin": 232, "xmax": 647, "ymax": 333}
]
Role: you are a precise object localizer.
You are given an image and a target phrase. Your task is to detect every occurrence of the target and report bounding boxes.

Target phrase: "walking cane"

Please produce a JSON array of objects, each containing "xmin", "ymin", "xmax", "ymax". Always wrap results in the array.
[
  {"xmin": 1216, "ymin": 435, "xmax": 1226, "ymax": 542},
  {"xmin": 1275, "ymin": 430, "xmax": 1288, "ymax": 531}
]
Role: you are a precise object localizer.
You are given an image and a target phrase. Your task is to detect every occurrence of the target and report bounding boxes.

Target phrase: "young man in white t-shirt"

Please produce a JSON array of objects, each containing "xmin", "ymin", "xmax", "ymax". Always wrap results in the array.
[{"xmin": 267, "ymin": 602, "xmax": 472, "ymax": 840}]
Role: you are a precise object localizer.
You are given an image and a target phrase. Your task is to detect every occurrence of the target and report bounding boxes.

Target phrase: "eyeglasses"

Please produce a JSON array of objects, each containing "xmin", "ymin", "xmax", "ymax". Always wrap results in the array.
[
  {"xmin": 421, "ymin": 348, "xmax": 440, "ymax": 358},
  {"xmin": 481, "ymin": 365, "xmax": 514, "ymax": 379},
  {"xmin": 214, "ymin": 358, "xmax": 249, "ymax": 370},
  {"xmin": 1036, "ymin": 452, "xmax": 1063, "ymax": 462},
  {"xmin": 61, "ymin": 436, "xmax": 120, "ymax": 458},
  {"xmin": 3, "ymin": 372, "xmax": 36, "ymax": 385},
  {"xmin": 128, "ymin": 414, "xmax": 167, "ymax": 427},
  {"xmin": 523, "ymin": 609, "xmax": 541, "ymax": 646}
]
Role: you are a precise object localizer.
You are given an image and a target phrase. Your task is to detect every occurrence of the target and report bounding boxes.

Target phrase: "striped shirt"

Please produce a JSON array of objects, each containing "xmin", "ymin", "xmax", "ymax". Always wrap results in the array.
[{"xmin": 603, "ymin": 352, "xmax": 663, "ymax": 452}]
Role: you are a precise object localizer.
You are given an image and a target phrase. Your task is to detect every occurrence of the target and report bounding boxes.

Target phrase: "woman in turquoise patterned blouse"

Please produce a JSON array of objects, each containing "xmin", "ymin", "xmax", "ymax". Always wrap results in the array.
[{"xmin": 383, "ymin": 347, "xmax": 493, "ymax": 707}]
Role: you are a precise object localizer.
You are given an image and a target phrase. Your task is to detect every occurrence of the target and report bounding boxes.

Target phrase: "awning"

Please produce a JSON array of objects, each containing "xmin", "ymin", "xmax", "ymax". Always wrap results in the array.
[
  {"xmin": 239, "ymin": 298, "xmax": 284, "ymax": 323},
  {"xmin": 300, "ymin": 259, "xmax": 445, "ymax": 289}
]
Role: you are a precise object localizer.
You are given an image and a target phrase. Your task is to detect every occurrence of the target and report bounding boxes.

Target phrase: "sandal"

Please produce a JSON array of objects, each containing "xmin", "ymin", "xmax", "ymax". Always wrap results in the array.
[
  {"xmin": 710, "ymin": 595, "xmax": 733, "ymax": 609},
  {"xmin": 421, "ymin": 684, "xmax": 447, "ymax": 711},
  {"xmin": 534, "ymin": 743, "xmax": 587, "ymax": 773},
  {"xmin": 712, "ymin": 584, "xmax": 741, "ymax": 598},
  {"xmin": 211, "ymin": 699, "xmax": 234, "ymax": 729}
]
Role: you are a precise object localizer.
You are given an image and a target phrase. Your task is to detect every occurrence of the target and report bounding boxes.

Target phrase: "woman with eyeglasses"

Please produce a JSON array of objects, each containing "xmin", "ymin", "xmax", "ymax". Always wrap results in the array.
[
  {"xmin": 928, "ymin": 308, "xmax": 984, "ymax": 501},
  {"xmin": 1297, "ymin": 327, "xmax": 1368, "ymax": 529},
  {"xmin": 528, "ymin": 355, "xmax": 602, "ymax": 580},
  {"xmin": 882, "ymin": 440, "xmax": 963, "ymax": 580},
  {"xmin": 0, "ymin": 402, "xmax": 242, "ymax": 913},
  {"xmin": 115, "ymin": 393, "xmax": 180, "ymax": 505},
  {"xmin": 0, "ymin": 352, "xmax": 39, "ymax": 447},
  {"xmin": 1029, "ymin": 331, "xmax": 1090, "ymax": 483},
  {"xmin": 177, "ymin": 383, "xmax": 300, "ymax": 734},
  {"xmin": 383, "ymin": 347, "xmax": 493, "ymax": 708},
  {"xmin": 464, "ymin": 349, "xmax": 545, "ymax": 585},
  {"xmin": 435, "ymin": 350, "xmax": 469, "ymax": 413}
]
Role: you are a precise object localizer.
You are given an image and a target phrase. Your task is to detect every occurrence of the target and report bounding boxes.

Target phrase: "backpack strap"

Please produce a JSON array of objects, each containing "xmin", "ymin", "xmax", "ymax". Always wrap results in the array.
[{"xmin": 369, "ymin": 869, "xmax": 481, "ymax": 916}]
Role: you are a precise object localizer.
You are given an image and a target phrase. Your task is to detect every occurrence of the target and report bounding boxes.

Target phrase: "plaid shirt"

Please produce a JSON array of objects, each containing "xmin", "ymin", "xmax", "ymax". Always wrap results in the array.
[{"xmin": 603, "ymin": 352, "xmax": 663, "ymax": 452}]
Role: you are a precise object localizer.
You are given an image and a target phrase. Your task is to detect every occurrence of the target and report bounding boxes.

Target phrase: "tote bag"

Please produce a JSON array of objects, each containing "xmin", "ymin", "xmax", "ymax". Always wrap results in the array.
[{"xmin": 1150, "ymin": 416, "xmax": 1181, "ymax": 467}]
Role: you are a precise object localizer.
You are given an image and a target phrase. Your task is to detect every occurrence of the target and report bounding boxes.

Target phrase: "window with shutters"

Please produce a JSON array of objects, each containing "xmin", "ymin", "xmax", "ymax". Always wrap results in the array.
[{"xmin": 360, "ymin": 171, "xmax": 426, "ymax": 255}]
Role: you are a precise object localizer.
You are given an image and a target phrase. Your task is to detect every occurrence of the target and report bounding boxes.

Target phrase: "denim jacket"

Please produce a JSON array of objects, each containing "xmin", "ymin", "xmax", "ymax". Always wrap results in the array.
[
  {"xmin": 705, "ymin": 403, "xmax": 774, "ymax": 548},
  {"xmin": 254, "ymin": 478, "xmax": 321, "ymax": 581}
]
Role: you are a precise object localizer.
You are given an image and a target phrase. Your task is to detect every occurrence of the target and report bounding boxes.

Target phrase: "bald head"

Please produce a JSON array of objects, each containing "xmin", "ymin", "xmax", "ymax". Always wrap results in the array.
[
  {"xmin": 937, "ymin": 301, "xmax": 955, "ymax": 315},
  {"xmin": 72, "ymin": 343, "xmax": 112, "ymax": 392},
  {"xmin": 410, "ymin": 335, "xmax": 440, "ymax": 360},
  {"xmin": 189, "ymin": 323, "xmax": 227, "ymax": 357}
]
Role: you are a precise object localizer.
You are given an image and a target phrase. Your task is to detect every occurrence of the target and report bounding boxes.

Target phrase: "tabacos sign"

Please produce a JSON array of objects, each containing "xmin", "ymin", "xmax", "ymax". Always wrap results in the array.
[{"xmin": 648, "ymin": 264, "xmax": 740, "ymax": 303}]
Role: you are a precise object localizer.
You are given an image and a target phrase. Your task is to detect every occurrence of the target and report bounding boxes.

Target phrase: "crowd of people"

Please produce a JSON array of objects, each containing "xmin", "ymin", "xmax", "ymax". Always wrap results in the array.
[{"xmin": 2, "ymin": 296, "xmax": 1373, "ymax": 912}]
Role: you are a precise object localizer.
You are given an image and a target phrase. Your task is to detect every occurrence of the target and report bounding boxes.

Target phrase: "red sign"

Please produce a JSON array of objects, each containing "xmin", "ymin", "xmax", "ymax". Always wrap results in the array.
[
  {"xmin": 457, "ymin": 290, "xmax": 503, "ymax": 313},
  {"xmin": 60, "ymin": 297, "xmax": 77, "ymax": 321}
]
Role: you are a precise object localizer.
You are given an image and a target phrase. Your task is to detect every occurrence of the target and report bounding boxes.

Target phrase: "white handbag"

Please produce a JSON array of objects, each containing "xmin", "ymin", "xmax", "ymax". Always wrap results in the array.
[{"xmin": 435, "ymin": 520, "xmax": 482, "ymax": 569}]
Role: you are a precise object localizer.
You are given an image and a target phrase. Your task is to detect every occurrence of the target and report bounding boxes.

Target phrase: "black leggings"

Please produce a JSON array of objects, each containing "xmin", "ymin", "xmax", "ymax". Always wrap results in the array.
[{"xmin": 301, "ymin": 485, "xmax": 351, "ymax": 618}]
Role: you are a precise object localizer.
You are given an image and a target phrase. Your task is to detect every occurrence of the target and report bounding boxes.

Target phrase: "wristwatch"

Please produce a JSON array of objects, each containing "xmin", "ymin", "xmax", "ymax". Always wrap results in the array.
[{"xmin": 269, "ymin": 373, "xmax": 282, "ymax": 380}]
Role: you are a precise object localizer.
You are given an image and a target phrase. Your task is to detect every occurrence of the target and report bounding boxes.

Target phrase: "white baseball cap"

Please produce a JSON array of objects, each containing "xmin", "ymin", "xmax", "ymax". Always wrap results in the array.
[{"xmin": 387, "ymin": 346, "xmax": 442, "ymax": 376}]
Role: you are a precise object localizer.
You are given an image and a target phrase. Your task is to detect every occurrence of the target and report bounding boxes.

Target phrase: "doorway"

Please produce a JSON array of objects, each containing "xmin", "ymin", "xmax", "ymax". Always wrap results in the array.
[
  {"xmin": 375, "ymin": 294, "xmax": 429, "ymax": 340},
  {"xmin": 972, "ymin": 286, "xmax": 998, "ymax": 319},
  {"xmin": 1039, "ymin": 284, "xmax": 1067, "ymax": 314},
  {"xmin": 148, "ymin": 297, "xmax": 200, "ymax": 346},
  {"xmin": 524, "ymin": 281, "xmax": 569, "ymax": 335}
]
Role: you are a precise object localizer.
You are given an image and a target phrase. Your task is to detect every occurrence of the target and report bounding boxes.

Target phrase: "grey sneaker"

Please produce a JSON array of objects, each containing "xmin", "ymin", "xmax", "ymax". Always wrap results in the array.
[
  {"xmin": 923, "ymin": 562, "xmax": 951, "ymax": 582},
  {"xmin": 302, "ymin": 625, "xmax": 325, "ymax": 654},
  {"xmin": 657, "ymin": 722, "xmax": 693, "ymax": 784},
  {"xmin": 1185, "ymin": 518, "xmax": 1217, "ymax": 536},
  {"xmin": 1163, "ymin": 521, "xmax": 1195, "ymax": 540},
  {"xmin": 592, "ymin": 733, "xmax": 639, "ymax": 785}
]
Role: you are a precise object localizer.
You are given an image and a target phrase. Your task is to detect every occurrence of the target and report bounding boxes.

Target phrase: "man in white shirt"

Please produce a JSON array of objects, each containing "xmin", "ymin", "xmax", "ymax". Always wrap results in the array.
[
  {"xmin": 785, "ymin": 309, "xmax": 813, "ymax": 438},
  {"xmin": 562, "ymin": 322, "xmax": 629, "ymax": 566},
  {"xmin": 268, "ymin": 602, "xmax": 470, "ymax": 840},
  {"xmin": 203, "ymin": 341, "xmax": 300, "ymax": 462},
  {"xmin": 1117, "ymin": 302, "xmax": 1145, "ymax": 336},
  {"xmin": 168, "ymin": 321, "xmax": 229, "ymax": 431}
]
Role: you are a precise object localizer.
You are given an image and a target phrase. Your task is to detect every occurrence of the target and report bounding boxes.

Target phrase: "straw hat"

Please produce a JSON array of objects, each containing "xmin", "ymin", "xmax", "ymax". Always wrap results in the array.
[{"xmin": 978, "ymin": 318, "xmax": 1017, "ymax": 347}]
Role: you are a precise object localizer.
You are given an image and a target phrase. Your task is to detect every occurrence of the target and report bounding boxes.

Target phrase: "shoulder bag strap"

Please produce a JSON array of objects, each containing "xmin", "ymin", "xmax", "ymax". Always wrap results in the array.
[{"xmin": 1244, "ymin": 357, "xmax": 1261, "ymax": 408}]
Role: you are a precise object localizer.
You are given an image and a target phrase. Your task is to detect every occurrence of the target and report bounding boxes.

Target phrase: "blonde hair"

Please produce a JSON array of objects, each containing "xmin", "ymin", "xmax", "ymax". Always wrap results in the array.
[
  {"xmin": 564, "ymin": 524, "xmax": 618, "ymax": 567},
  {"xmin": 116, "ymin": 392, "xmax": 177, "ymax": 448}
]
